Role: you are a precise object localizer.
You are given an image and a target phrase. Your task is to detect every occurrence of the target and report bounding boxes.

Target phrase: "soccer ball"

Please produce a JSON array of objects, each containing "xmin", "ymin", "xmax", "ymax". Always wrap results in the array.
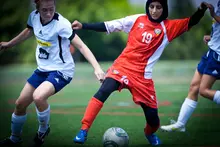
[{"xmin": 102, "ymin": 127, "xmax": 129, "ymax": 147}]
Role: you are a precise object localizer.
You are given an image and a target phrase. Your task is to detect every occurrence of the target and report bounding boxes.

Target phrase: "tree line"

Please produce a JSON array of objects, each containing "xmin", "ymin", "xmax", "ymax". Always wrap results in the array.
[{"xmin": 0, "ymin": 0, "xmax": 212, "ymax": 65}]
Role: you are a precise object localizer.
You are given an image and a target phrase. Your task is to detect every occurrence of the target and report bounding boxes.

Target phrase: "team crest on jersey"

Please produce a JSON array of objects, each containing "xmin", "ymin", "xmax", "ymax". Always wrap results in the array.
[
  {"xmin": 154, "ymin": 29, "xmax": 162, "ymax": 35},
  {"xmin": 38, "ymin": 48, "xmax": 49, "ymax": 59},
  {"xmin": 138, "ymin": 23, "xmax": 144, "ymax": 29},
  {"xmin": 112, "ymin": 69, "xmax": 119, "ymax": 74}
]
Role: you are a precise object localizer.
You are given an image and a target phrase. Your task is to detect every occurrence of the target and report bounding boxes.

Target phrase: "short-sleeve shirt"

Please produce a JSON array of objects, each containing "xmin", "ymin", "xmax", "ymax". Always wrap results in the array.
[
  {"xmin": 104, "ymin": 14, "xmax": 189, "ymax": 79},
  {"xmin": 208, "ymin": 0, "xmax": 220, "ymax": 55},
  {"xmin": 27, "ymin": 10, "xmax": 75, "ymax": 78}
]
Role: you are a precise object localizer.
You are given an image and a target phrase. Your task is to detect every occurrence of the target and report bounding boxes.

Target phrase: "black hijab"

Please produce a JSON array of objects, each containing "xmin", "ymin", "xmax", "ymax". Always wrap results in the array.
[{"xmin": 145, "ymin": 0, "xmax": 168, "ymax": 23}]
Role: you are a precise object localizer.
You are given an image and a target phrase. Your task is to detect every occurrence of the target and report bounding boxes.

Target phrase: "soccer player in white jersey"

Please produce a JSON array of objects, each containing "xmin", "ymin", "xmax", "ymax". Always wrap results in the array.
[
  {"xmin": 0, "ymin": 0, "xmax": 105, "ymax": 146},
  {"xmin": 161, "ymin": 0, "xmax": 220, "ymax": 132}
]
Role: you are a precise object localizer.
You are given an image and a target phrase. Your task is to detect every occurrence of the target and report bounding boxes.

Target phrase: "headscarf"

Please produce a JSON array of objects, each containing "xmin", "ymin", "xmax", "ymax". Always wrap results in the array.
[{"xmin": 145, "ymin": 0, "xmax": 168, "ymax": 23}]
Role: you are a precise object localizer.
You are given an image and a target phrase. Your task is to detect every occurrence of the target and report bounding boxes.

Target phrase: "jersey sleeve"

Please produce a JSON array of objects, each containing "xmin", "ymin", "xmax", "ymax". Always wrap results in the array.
[
  {"xmin": 58, "ymin": 18, "xmax": 75, "ymax": 41},
  {"xmin": 216, "ymin": 1, "xmax": 220, "ymax": 14},
  {"xmin": 165, "ymin": 18, "xmax": 190, "ymax": 42},
  {"xmin": 27, "ymin": 11, "xmax": 35, "ymax": 29},
  {"xmin": 104, "ymin": 14, "xmax": 145, "ymax": 34}
]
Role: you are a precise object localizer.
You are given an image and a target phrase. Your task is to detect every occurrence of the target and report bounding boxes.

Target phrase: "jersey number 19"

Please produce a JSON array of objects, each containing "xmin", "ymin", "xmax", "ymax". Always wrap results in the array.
[{"xmin": 142, "ymin": 32, "xmax": 152, "ymax": 44}]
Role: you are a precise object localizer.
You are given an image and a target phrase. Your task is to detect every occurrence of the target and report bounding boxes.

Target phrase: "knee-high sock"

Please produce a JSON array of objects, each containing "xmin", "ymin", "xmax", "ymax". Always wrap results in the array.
[
  {"xmin": 213, "ymin": 91, "xmax": 220, "ymax": 104},
  {"xmin": 144, "ymin": 123, "xmax": 160, "ymax": 136},
  {"xmin": 36, "ymin": 105, "xmax": 50, "ymax": 133},
  {"xmin": 176, "ymin": 98, "xmax": 197, "ymax": 127},
  {"xmin": 81, "ymin": 97, "xmax": 103, "ymax": 130},
  {"xmin": 10, "ymin": 113, "xmax": 27, "ymax": 142}
]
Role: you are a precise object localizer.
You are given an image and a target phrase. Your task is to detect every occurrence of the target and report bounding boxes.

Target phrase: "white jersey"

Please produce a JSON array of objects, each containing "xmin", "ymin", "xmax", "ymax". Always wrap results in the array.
[
  {"xmin": 208, "ymin": 0, "xmax": 220, "ymax": 55},
  {"xmin": 27, "ymin": 10, "xmax": 75, "ymax": 78}
]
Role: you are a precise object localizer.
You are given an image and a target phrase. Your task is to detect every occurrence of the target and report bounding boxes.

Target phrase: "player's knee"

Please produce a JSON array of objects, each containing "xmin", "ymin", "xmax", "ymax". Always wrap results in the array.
[
  {"xmin": 189, "ymin": 82, "xmax": 199, "ymax": 95},
  {"xmin": 94, "ymin": 78, "xmax": 120, "ymax": 103},
  {"xmin": 199, "ymin": 87, "xmax": 209, "ymax": 98},
  {"xmin": 94, "ymin": 89, "xmax": 111, "ymax": 103},
  {"xmin": 15, "ymin": 99, "xmax": 27, "ymax": 114},
  {"xmin": 33, "ymin": 93, "xmax": 44, "ymax": 104}
]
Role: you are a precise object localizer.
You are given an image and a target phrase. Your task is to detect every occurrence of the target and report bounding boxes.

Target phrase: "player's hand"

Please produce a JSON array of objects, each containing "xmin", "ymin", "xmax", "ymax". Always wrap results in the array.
[
  {"xmin": 0, "ymin": 42, "xmax": 11, "ymax": 52},
  {"xmin": 199, "ymin": 2, "xmax": 208, "ymax": 10},
  {"xmin": 94, "ymin": 68, "xmax": 105, "ymax": 83},
  {"xmin": 203, "ymin": 35, "xmax": 211, "ymax": 44},
  {"xmin": 72, "ymin": 20, "xmax": 83, "ymax": 30},
  {"xmin": 206, "ymin": 4, "xmax": 215, "ymax": 17}
]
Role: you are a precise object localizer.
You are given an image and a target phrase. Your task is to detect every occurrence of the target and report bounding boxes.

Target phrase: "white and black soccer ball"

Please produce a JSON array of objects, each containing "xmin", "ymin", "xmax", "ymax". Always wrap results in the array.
[{"xmin": 102, "ymin": 127, "xmax": 129, "ymax": 147}]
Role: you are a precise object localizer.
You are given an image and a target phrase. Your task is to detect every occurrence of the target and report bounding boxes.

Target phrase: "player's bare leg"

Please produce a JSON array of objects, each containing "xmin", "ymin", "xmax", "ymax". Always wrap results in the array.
[
  {"xmin": 161, "ymin": 70, "xmax": 202, "ymax": 132},
  {"xmin": 199, "ymin": 74, "xmax": 219, "ymax": 104},
  {"xmin": 0, "ymin": 82, "xmax": 34, "ymax": 146},
  {"xmin": 32, "ymin": 81, "xmax": 55, "ymax": 146}
]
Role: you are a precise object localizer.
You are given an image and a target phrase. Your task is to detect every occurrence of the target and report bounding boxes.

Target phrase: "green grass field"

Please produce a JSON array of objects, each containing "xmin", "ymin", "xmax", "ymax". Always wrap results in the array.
[{"xmin": 0, "ymin": 61, "xmax": 219, "ymax": 147}]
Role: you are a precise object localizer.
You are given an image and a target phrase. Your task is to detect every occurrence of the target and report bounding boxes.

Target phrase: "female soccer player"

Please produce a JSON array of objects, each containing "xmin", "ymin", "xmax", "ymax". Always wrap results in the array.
[
  {"xmin": 72, "ymin": 0, "xmax": 207, "ymax": 145},
  {"xmin": 161, "ymin": 0, "xmax": 220, "ymax": 132},
  {"xmin": 0, "ymin": 0, "xmax": 105, "ymax": 146}
]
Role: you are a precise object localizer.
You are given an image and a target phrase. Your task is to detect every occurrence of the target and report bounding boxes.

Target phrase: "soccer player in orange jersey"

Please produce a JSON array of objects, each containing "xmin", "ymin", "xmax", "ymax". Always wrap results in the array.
[{"xmin": 72, "ymin": 0, "xmax": 208, "ymax": 145}]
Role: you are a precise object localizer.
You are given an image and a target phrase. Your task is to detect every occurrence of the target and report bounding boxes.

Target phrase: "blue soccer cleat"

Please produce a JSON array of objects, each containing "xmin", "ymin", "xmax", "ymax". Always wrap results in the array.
[
  {"xmin": 73, "ymin": 129, "xmax": 88, "ymax": 144},
  {"xmin": 146, "ymin": 134, "xmax": 161, "ymax": 146}
]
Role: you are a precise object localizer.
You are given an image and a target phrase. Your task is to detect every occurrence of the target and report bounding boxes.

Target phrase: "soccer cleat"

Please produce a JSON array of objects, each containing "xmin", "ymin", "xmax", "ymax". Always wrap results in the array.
[
  {"xmin": 160, "ymin": 124, "xmax": 186, "ymax": 132},
  {"xmin": 33, "ymin": 127, "xmax": 50, "ymax": 147},
  {"xmin": 73, "ymin": 129, "xmax": 88, "ymax": 144},
  {"xmin": 0, "ymin": 138, "xmax": 22, "ymax": 146},
  {"xmin": 160, "ymin": 120, "xmax": 186, "ymax": 132},
  {"xmin": 146, "ymin": 134, "xmax": 161, "ymax": 146}
]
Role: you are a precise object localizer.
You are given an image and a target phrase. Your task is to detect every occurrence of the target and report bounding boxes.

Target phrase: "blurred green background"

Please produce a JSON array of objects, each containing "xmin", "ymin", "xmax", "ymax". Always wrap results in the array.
[
  {"xmin": 0, "ymin": 0, "xmax": 215, "ymax": 64},
  {"xmin": 0, "ymin": 0, "xmax": 220, "ymax": 146}
]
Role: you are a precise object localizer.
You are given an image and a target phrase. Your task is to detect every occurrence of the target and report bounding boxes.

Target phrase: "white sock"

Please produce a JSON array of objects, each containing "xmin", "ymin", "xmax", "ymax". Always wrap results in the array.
[
  {"xmin": 36, "ymin": 105, "xmax": 50, "ymax": 133},
  {"xmin": 10, "ymin": 113, "xmax": 27, "ymax": 142},
  {"xmin": 176, "ymin": 98, "xmax": 197, "ymax": 127},
  {"xmin": 213, "ymin": 91, "xmax": 220, "ymax": 104}
]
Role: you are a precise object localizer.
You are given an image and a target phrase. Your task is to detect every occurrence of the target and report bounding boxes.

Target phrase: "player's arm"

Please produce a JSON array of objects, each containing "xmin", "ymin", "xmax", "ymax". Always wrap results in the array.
[
  {"xmin": 206, "ymin": 3, "xmax": 220, "ymax": 23},
  {"xmin": 71, "ymin": 34, "xmax": 105, "ymax": 82},
  {"xmin": 188, "ymin": 2, "xmax": 208, "ymax": 28},
  {"xmin": 0, "ymin": 28, "xmax": 33, "ymax": 51},
  {"xmin": 72, "ymin": 14, "xmax": 143, "ymax": 34},
  {"xmin": 212, "ymin": 14, "xmax": 220, "ymax": 23},
  {"xmin": 72, "ymin": 20, "xmax": 107, "ymax": 32}
]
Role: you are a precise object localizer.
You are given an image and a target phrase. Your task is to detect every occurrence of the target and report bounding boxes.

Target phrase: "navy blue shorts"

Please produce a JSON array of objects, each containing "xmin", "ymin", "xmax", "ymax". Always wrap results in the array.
[
  {"xmin": 197, "ymin": 49, "xmax": 220, "ymax": 79},
  {"xmin": 27, "ymin": 69, "xmax": 72, "ymax": 93}
]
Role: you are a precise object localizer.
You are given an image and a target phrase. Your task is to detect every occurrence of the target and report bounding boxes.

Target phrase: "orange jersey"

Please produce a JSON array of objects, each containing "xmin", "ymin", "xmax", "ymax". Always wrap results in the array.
[{"xmin": 105, "ymin": 14, "xmax": 190, "ymax": 79}]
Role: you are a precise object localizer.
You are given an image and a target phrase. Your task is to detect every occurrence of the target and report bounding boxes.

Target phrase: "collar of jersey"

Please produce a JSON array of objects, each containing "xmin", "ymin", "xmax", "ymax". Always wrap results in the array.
[{"xmin": 35, "ymin": 10, "xmax": 59, "ymax": 26}]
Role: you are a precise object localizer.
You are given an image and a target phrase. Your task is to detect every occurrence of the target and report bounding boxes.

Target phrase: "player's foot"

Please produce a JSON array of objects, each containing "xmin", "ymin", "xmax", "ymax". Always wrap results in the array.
[
  {"xmin": 160, "ymin": 120, "xmax": 185, "ymax": 132},
  {"xmin": 0, "ymin": 138, "xmax": 22, "ymax": 146},
  {"xmin": 73, "ymin": 129, "xmax": 88, "ymax": 144},
  {"xmin": 146, "ymin": 134, "xmax": 161, "ymax": 146},
  {"xmin": 33, "ymin": 127, "xmax": 50, "ymax": 147}
]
